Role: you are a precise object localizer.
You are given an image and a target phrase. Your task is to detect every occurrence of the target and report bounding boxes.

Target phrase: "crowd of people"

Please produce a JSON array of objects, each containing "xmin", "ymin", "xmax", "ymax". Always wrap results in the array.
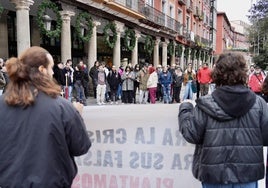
[
  {"xmin": 41, "ymin": 59, "xmax": 213, "ymax": 106},
  {"xmin": 2, "ymin": 55, "xmax": 268, "ymax": 106}
]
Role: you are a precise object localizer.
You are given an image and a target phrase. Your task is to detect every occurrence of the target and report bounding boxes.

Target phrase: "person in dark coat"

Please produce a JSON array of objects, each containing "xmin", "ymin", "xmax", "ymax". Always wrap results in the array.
[
  {"xmin": 53, "ymin": 61, "xmax": 65, "ymax": 89},
  {"xmin": 159, "ymin": 66, "xmax": 173, "ymax": 104},
  {"xmin": 73, "ymin": 65, "xmax": 87, "ymax": 105},
  {"xmin": 89, "ymin": 61, "xmax": 99, "ymax": 98},
  {"xmin": 172, "ymin": 66, "xmax": 183, "ymax": 103},
  {"xmin": 107, "ymin": 65, "xmax": 121, "ymax": 104},
  {"xmin": 178, "ymin": 52, "xmax": 268, "ymax": 188},
  {"xmin": 0, "ymin": 46, "xmax": 91, "ymax": 188}
]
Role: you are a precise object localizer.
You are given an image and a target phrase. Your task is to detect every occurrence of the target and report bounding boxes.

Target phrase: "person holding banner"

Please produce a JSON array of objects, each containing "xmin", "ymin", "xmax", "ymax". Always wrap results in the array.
[
  {"xmin": 0, "ymin": 46, "xmax": 91, "ymax": 188},
  {"xmin": 178, "ymin": 52, "xmax": 268, "ymax": 188}
]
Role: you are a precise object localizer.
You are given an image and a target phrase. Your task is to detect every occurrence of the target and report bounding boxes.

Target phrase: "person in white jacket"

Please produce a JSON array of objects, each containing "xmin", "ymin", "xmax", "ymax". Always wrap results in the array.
[{"xmin": 147, "ymin": 66, "xmax": 158, "ymax": 104}]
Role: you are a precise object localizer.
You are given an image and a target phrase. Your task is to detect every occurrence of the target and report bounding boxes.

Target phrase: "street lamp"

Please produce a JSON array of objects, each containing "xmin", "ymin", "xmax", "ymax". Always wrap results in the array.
[
  {"xmin": 80, "ymin": 22, "xmax": 86, "ymax": 37},
  {"xmin": 43, "ymin": 14, "xmax": 52, "ymax": 31}
]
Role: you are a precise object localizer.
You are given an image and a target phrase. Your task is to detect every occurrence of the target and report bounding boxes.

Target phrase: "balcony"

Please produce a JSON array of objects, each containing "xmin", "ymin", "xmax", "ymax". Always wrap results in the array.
[
  {"xmin": 193, "ymin": 7, "xmax": 200, "ymax": 17},
  {"xmin": 175, "ymin": 21, "xmax": 183, "ymax": 35},
  {"xmin": 166, "ymin": 15, "xmax": 175, "ymax": 31},
  {"xmin": 201, "ymin": 37, "xmax": 210, "ymax": 47},
  {"xmin": 195, "ymin": 35, "xmax": 211, "ymax": 48},
  {"xmin": 186, "ymin": 0, "xmax": 193, "ymax": 13},
  {"xmin": 183, "ymin": 28, "xmax": 191, "ymax": 39},
  {"xmin": 103, "ymin": 0, "xmax": 145, "ymax": 19},
  {"xmin": 199, "ymin": 12, "xmax": 204, "ymax": 21},
  {"xmin": 138, "ymin": 1, "xmax": 187, "ymax": 36},
  {"xmin": 178, "ymin": 0, "xmax": 186, "ymax": 5},
  {"xmin": 143, "ymin": 7, "xmax": 165, "ymax": 26},
  {"xmin": 139, "ymin": 2, "xmax": 166, "ymax": 28}
]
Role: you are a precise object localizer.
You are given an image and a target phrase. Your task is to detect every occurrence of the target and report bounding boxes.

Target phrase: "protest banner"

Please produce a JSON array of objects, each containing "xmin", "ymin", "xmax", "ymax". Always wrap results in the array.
[{"xmin": 71, "ymin": 104, "xmax": 266, "ymax": 188}]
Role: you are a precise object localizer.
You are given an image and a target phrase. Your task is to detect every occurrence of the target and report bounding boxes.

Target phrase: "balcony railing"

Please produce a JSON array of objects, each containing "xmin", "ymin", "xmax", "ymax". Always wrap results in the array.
[
  {"xmin": 193, "ymin": 6, "xmax": 200, "ymax": 17},
  {"xmin": 175, "ymin": 21, "xmax": 183, "ymax": 35},
  {"xmin": 139, "ymin": 2, "xmax": 165, "ymax": 26},
  {"xmin": 195, "ymin": 35, "xmax": 211, "ymax": 47},
  {"xmin": 178, "ymin": 0, "xmax": 186, "ymax": 5},
  {"xmin": 136, "ymin": 0, "xmax": 210, "ymax": 46},
  {"xmin": 201, "ymin": 37, "xmax": 210, "ymax": 47},
  {"xmin": 186, "ymin": 0, "xmax": 193, "ymax": 12},
  {"xmin": 111, "ymin": 0, "xmax": 139, "ymax": 12},
  {"xmin": 166, "ymin": 15, "xmax": 175, "ymax": 30}
]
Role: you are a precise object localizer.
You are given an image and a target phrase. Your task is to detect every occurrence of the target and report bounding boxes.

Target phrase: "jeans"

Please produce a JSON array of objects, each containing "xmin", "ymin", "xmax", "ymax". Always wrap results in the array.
[
  {"xmin": 162, "ymin": 84, "xmax": 171, "ymax": 103},
  {"xmin": 64, "ymin": 85, "xmax": 73, "ymax": 102},
  {"xmin": 183, "ymin": 81, "xmax": 193, "ymax": 100},
  {"xmin": 74, "ymin": 81, "xmax": 86, "ymax": 103},
  {"xmin": 202, "ymin": 181, "xmax": 258, "ymax": 188},
  {"xmin": 139, "ymin": 89, "xmax": 148, "ymax": 104},
  {"xmin": 117, "ymin": 84, "xmax": 122, "ymax": 100}
]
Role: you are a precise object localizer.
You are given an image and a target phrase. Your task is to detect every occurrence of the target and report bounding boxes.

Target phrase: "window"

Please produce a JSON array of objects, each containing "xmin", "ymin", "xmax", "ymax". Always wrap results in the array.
[
  {"xmin": 170, "ymin": 5, "xmax": 174, "ymax": 18},
  {"xmin": 146, "ymin": 0, "xmax": 153, "ymax": 6},
  {"xmin": 178, "ymin": 9, "xmax": 183, "ymax": 23},
  {"xmin": 126, "ymin": 0, "xmax": 132, "ymax": 8},
  {"xmin": 193, "ymin": 22, "xmax": 196, "ymax": 34},
  {"xmin": 186, "ymin": 16, "xmax": 190, "ymax": 31},
  {"xmin": 162, "ymin": 1, "xmax": 166, "ymax": 13}
]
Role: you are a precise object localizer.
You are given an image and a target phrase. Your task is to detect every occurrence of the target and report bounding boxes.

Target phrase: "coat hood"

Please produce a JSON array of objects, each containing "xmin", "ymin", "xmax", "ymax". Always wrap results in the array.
[{"xmin": 197, "ymin": 85, "xmax": 256, "ymax": 120}]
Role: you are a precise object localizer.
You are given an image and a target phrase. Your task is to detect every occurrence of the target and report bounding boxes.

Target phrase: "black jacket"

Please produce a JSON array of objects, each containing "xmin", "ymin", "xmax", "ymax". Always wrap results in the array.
[
  {"xmin": 172, "ymin": 72, "xmax": 183, "ymax": 87},
  {"xmin": 74, "ymin": 70, "xmax": 87, "ymax": 87},
  {"xmin": 107, "ymin": 70, "xmax": 121, "ymax": 90},
  {"xmin": 53, "ymin": 66, "xmax": 65, "ymax": 86},
  {"xmin": 0, "ymin": 92, "xmax": 91, "ymax": 187},
  {"xmin": 178, "ymin": 85, "xmax": 268, "ymax": 184},
  {"xmin": 89, "ymin": 66, "xmax": 98, "ymax": 86}
]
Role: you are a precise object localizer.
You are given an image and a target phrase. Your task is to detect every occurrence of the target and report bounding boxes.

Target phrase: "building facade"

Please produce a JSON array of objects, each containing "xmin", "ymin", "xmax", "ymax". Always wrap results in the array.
[
  {"xmin": 0, "ymin": 0, "xmax": 217, "ymax": 70},
  {"xmin": 216, "ymin": 12, "xmax": 251, "ymax": 65}
]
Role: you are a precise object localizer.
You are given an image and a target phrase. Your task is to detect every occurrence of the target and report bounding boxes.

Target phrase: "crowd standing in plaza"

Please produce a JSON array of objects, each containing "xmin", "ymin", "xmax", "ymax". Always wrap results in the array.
[{"xmin": 2, "ymin": 53, "xmax": 268, "ymax": 106}]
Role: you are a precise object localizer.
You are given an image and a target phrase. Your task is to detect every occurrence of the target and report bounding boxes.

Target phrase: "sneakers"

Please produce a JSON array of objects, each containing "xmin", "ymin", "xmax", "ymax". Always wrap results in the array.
[
  {"xmin": 110, "ymin": 102, "xmax": 114, "ymax": 105},
  {"xmin": 97, "ymin": 102, "xmax": 106, "ymax": 105}
]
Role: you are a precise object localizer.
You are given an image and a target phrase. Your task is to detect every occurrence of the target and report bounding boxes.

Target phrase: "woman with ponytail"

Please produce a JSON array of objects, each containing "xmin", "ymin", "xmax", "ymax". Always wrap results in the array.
[{"xmin": 0, "ymin": 46, "xmax": 91, "ymax": 187}]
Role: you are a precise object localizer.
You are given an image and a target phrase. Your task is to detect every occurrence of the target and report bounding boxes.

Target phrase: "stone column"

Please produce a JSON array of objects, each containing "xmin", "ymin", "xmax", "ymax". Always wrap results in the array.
[
  {"xmin": 197, "ymin": 51, "xmax": 201, "ymax": 67},
  {"xmin": 88, "ymin": 21, "xmax": 101, "ymax": 69},
  {"xmin": 180, "ymin": 46, "xmax": 185, "ymax": 71},
  {"xmin": 11, "ymin": 0, "xmax": 34, "ymax": 56},
  {"xmin": 131, "ymin": 30, "xmax": 140, "ymax": 67},
  {"xmin": 113, "ymin": 21, "xmax": 124, "ymax": 68},
  {"xmin": 171, "ymin": 41, "xmax": 176, "ymax": 65},
  {"xmin": 188, "ymin": 48, "xmax": 191, "ymax": 65},
  {"xmin": 153, "ymin": 37, "xmax": 161, "ymax": 67},
  {"xmin": 60, "ymin": 6, "xmax": 75, "ymax": 64},
  {"xmin": 162, "ymin": 39, "xmax": 169, "ymax": 67},
  {"xmin": 0, "ymin": 10, "xmax": 9, "ymax": 58}
]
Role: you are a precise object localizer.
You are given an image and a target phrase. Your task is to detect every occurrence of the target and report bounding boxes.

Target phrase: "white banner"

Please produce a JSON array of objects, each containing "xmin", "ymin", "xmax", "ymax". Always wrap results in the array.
[{"xmin": 71, "ymin": 104, "xmax": 266, "ymax": 188}]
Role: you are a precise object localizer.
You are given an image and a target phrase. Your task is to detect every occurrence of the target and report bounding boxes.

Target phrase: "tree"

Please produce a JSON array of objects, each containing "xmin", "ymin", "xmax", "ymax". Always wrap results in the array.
[{"xmin": 248, "ymin": 0, "xmax": 268, "ymax": 69}]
